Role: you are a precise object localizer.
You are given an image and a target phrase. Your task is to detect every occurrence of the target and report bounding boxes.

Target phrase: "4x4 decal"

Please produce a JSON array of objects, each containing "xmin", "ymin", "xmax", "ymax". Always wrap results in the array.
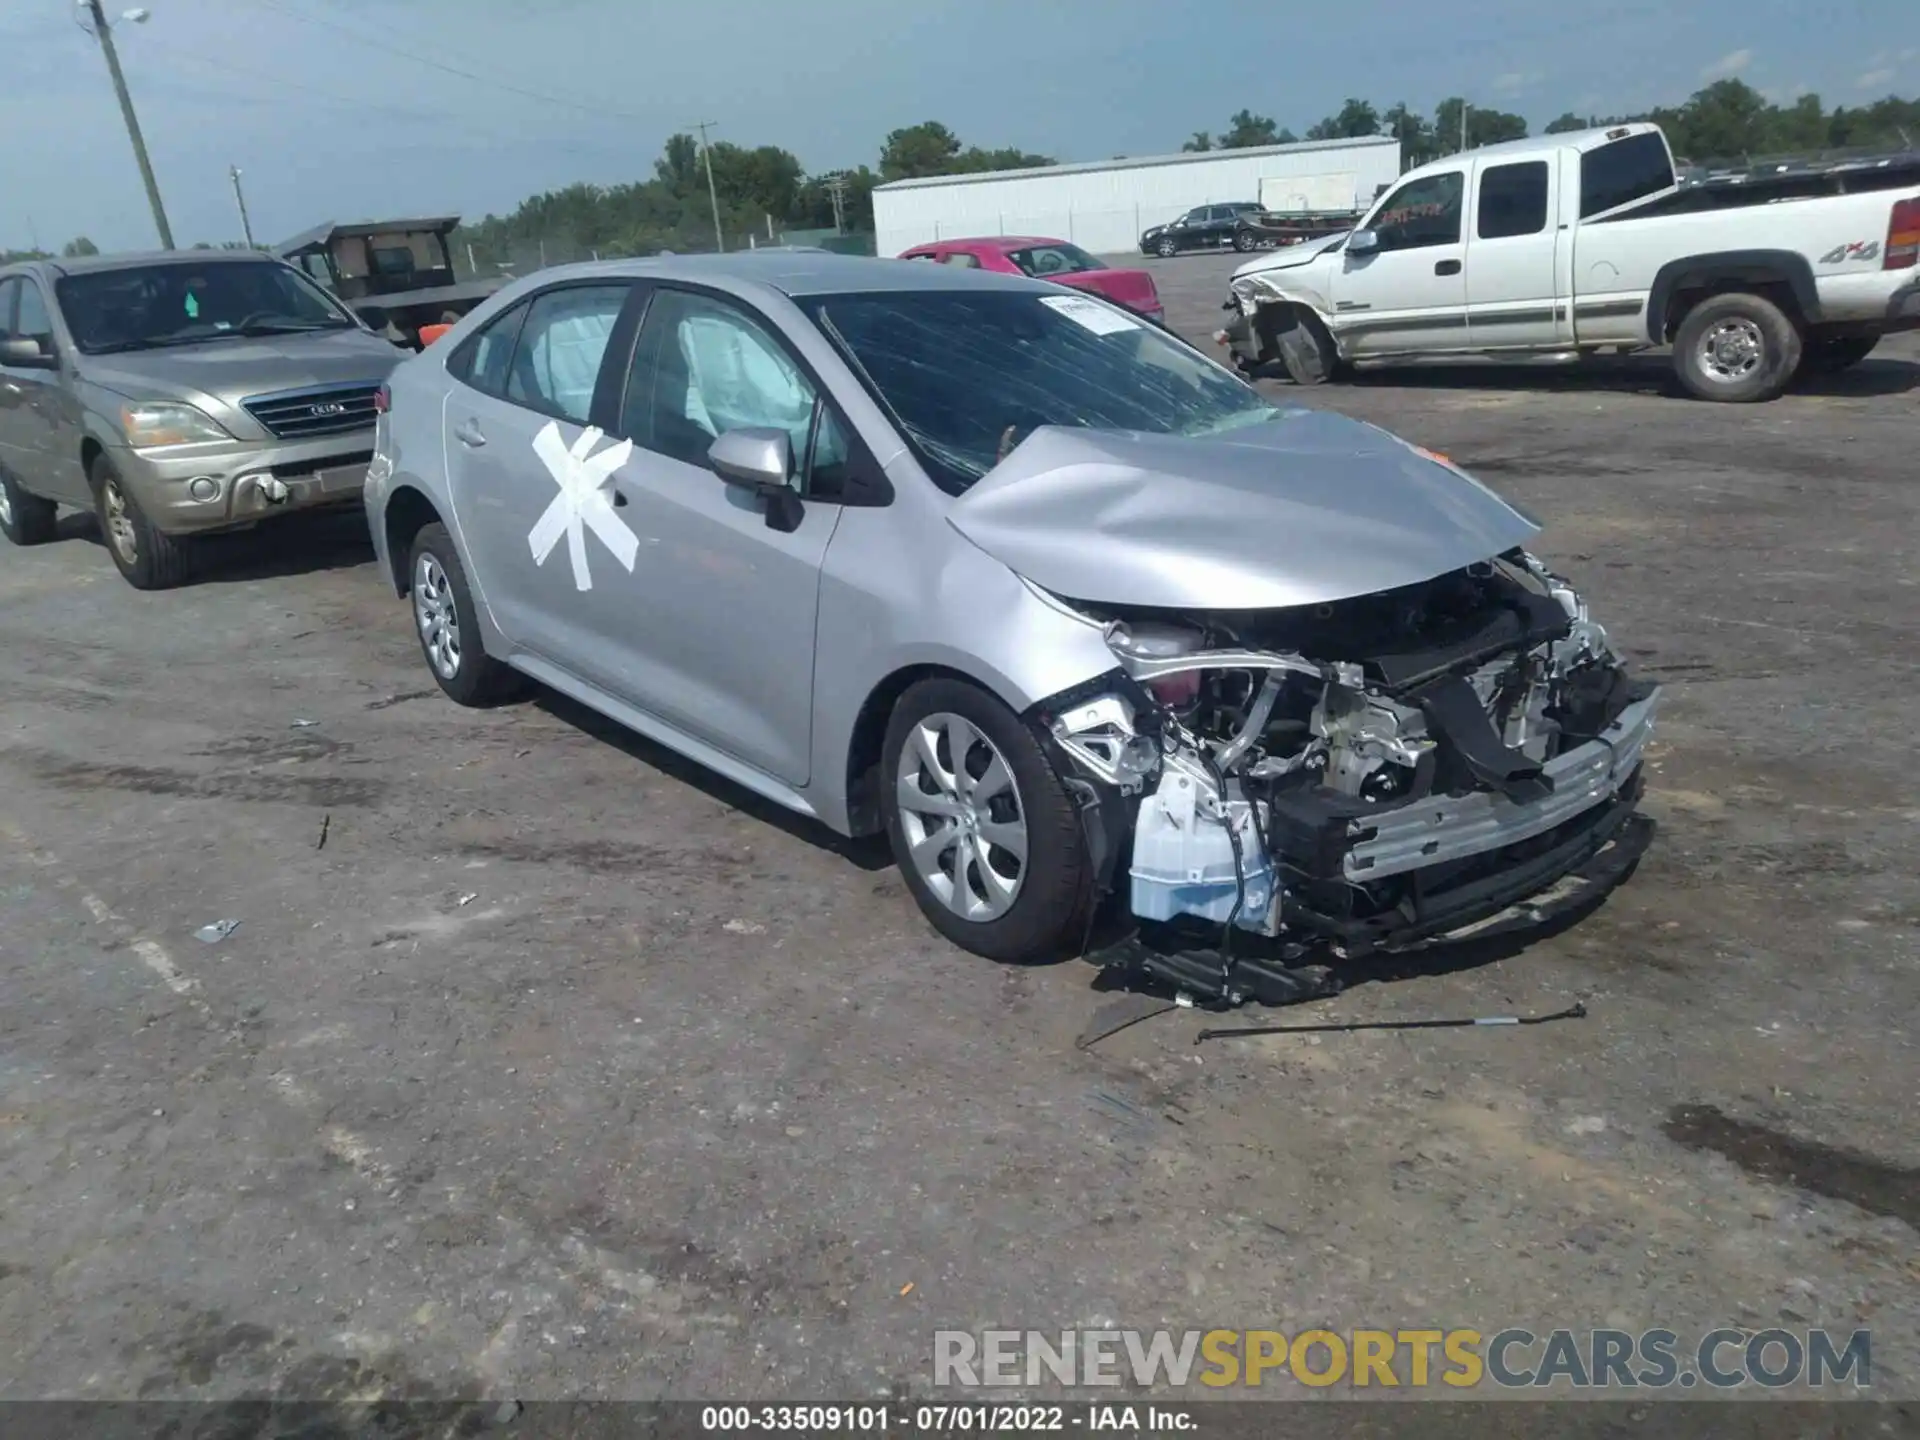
[{"xmin": 1818, "ymin": 241, "xmax": 1881, "ymax": 264}]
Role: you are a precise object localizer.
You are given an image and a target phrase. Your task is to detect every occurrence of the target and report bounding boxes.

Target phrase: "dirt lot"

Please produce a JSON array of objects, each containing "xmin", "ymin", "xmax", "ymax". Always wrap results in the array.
[{"xmin": 1, "ymin": 250, "xmax": 1917, "ymax": 1416}]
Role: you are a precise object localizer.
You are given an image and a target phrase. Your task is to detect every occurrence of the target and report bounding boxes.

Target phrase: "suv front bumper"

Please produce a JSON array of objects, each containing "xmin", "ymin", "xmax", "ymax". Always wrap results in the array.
[{"xmin": 114, "ymin": 430, "xmax": 377, "ymax": 536}]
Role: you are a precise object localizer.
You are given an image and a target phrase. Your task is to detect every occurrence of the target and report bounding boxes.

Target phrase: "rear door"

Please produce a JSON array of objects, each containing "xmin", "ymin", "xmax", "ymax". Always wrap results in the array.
[
  {"xmin": 439, "ymin": 280, "xmax": 637, "ymax": 664},
  {"xmin": 1464, "ymin": 156, "xmax": 1568, "ymax": 350},
  {"xmin": 1329, "ymin": 168, "xmax": 1470, "ymax": 356}
]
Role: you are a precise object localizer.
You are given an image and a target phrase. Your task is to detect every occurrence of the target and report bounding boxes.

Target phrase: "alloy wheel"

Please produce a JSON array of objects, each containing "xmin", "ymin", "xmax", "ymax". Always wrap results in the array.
[
  {"xmin": 894, "ymin": 711, "xmax": 1028, "ymax": 922},
  {"xmin": 101, "ymin": 479, "xmax": 137, "ymax": 564},
  {"xmin": 0, "ymin": 482, "xmax": 12, "ymax": 530},
  {"xmin": 413, "ymin": 551, "xmax": 462, "ymax": 680},
  {"xmin": 1699, "ymin": 318, "xmax": 1765, "ymax": 384}
]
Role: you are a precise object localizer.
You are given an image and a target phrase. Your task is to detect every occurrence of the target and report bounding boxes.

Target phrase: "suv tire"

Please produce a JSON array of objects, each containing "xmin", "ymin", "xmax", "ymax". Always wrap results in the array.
[
  {"xmin": 407, "ymin": 522, "xmax": 527, "ymax": 706},
  {"xmin": 91, "ymin": 455, "xmax": 192, "ymax": 589},
  {"xmin": 882, "ymin": 677, "xmax": 1094, "ymax": 963},
  {"xmin": 1673, "ymin": 292, "xmax": 1802, "ymax": 402},
  {"xmin": 0, "ymin": 471, "xmax": 58, "ymax": 547},
  {"xmin": 1277, "ymin": 309, "xmax": 1346, "ymax": 386}
]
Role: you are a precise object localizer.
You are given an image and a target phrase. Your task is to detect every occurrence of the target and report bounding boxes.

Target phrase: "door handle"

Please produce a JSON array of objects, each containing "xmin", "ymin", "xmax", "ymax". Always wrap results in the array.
[
  {"xmin": 453, "ymin": 418, "xmax": 487, "ymax": 448},
  {"xmin": 1434, "ymin": 259, "xmax": 1462, "ymax": 276}
]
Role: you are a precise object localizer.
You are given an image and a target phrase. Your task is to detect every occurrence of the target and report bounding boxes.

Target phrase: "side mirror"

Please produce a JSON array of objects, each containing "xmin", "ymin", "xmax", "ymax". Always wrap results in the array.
[
  {"xmin": 1346, "ymin": 228, "xmax": 1380, "ymax": 256},
  {"xmin": 0, "ymin": 336, "xmax": 57, "ymax": 369},
  {"xmin": 708, "ymin": 427, "xmax": 804, "ymax": 532}
]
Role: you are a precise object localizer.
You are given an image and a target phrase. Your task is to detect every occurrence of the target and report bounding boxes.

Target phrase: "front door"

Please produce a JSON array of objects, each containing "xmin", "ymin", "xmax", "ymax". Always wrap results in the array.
[
  {"xmin": 596, "ymin": 283, "xmax": 845, "ymax": 787},
  {"xmin": 1329, "ymin": 168, "xmax": 1469, "ymax": 357},
  {"xmin": 1464, "ymin": 157, "xmax": 1567, "ymax": 350},
  {"xmin": 9, "ymin": 277, "xmax": 89, "ymax": 504},
  {"xmin": 439, "ymin": 280, "xmax": 636, "ymax": 667}
]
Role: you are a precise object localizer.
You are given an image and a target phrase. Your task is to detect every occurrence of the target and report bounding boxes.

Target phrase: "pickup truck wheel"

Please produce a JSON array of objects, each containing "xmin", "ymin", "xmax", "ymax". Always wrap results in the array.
[
  {"xmin": 882, "ymin": 678, "xmax": 1094, "ymax": 964},
  {"xmin": 1277, "ymin": 310, "xmax": 1345, "ymax": 386},
  {"xmin": 1155, "ymin": 236, "xmax": 1179, "ymax": 258},
  {"xmin": 0, "ymin": 471, "xmax": 58, "ymax": 547},
  {"xmin": 90, "ymin": 457, "xmax": 192, "ymax": 589},
  {"xmin": 1673, "ymin": 292, "xmax": 1802, "ymax": 402},
  {"xmin": 407, "ymin": 522, "xmax": 527, "ymax": 707},
  {"xmin": 1232, "ymin": 230, "xmax": 1256, "ymax": 252},
  {"xmin": 1801, "ymin": 336, "xmax": 1878, "ymax": 374}
]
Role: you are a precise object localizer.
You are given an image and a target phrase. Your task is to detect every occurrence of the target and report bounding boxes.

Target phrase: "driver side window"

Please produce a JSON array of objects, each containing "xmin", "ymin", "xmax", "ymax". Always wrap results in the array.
[
  {"xmin": 620, "ymin": 288, "xmax": 822, "ymax": 491},
  {"xmin": 1368, "ymin": 172, "xmax": 1464, "ymax": 252}
]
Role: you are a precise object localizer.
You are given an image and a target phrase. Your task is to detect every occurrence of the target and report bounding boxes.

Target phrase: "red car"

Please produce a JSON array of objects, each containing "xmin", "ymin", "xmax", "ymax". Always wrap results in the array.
[{"xmin": 898, "ymin": 237, "xmax": 1164, "ymax": 324}]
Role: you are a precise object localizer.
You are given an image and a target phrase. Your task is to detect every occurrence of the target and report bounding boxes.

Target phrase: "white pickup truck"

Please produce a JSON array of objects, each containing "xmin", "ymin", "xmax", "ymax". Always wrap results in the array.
[{"xmin": 1218, "ymin": 122, "xmax": 1920, "ymax": 401}]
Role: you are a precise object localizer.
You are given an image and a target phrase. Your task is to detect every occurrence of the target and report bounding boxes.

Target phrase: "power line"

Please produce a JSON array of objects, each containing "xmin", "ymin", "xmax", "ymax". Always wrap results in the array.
[{"xmin": 250, "ymin": 0, "xmax": 655, "ymax": 125}]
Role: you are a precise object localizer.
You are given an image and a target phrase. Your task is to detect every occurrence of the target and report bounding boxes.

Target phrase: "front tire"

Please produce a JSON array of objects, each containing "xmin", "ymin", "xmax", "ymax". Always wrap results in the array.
[
  {"xmin": 1155, "ymin": 236, "xmax": 1178, "ymax": 258},
  {"xmin": 91, "ymin": 456, "xmax": 192, "ymax": 589},
  {"xmin": 1673, "ymin": 292, "xmax": 1802, "ymax": 402},
  {"xmin": 1232, "ymin": 230, "xmax": 1256, "ymax": 252},
  {"xmin": 0, "ymin": 471, "xmax": 58, "ymax": 547},
  {"xmin": 407, "ymin": 522, "xmax": 526, "ymax": 706},
  {"xmin": 1277, "ymin": 309, "xmax": 1346, "ymax": 386},
  {"xmin": 882, "ymin": 678, "xmax": 1094, "ymax": 963}
]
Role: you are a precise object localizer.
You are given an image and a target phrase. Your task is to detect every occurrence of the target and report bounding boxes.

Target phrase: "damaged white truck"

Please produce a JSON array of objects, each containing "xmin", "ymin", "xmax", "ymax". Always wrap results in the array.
[
  {"xmin": 1219, "ymin": 122, "xmax": 1920, "ymax": 402},
  {"xmin": 368, "ymin": 253, "xmax": 1658, "ymax": 1007}
]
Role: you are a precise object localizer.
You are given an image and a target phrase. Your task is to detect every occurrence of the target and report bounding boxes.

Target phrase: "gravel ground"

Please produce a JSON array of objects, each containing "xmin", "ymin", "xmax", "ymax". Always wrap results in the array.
[{"xmin": 0, "ymin": 250, "xmax": 1916, "ymax": 1420}]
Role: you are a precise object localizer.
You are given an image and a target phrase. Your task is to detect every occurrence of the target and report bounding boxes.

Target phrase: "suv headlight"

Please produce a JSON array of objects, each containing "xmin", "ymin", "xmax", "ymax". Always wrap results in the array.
[{"xmin": 121, "ymin": 402, "xmax": 233, "ymax": 449}]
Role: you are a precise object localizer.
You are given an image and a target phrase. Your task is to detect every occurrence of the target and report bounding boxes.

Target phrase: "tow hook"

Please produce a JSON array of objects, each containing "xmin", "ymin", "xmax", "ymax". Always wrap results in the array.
[{"xmin": 260, "ymin": 476, "xmax": 289, "ymax": 506}]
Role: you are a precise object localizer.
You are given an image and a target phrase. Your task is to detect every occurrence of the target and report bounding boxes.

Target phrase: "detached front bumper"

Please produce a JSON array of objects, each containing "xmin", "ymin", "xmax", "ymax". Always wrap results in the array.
[{"xmin": 114, "ymin": 430, "xmax": 377, "ymax": 536}]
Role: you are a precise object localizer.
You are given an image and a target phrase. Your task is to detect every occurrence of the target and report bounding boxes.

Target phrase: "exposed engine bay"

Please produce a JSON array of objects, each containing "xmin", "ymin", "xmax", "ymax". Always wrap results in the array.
[{"xmin": 1039, "ymin": 548, "xmax": 1659, "ymax": 1003}]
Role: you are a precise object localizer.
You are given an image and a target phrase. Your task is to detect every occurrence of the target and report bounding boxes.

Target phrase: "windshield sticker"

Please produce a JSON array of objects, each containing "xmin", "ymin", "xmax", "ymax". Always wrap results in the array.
[
  {"xmin": 184, "ymin": 292, "xmax": 200, "ymax": 319},
  {"xmin": 1040, "ymin": 294, "xmax": 1138, "ymax": 336},
  {"xmin": 528, "ymin": 422, "xmax": 639, "ymax": 591}
]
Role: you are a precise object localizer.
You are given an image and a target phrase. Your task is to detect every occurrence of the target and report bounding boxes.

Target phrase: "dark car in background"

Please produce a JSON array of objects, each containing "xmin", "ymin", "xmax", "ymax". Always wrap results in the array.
[{"xmin": 1140, "ymin": 203, "xmax": 1264, "ymax": 257}]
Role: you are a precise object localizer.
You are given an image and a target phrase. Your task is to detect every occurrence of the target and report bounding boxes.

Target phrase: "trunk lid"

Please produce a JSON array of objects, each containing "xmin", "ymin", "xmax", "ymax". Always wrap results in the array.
[{"xmin": 1061, "ymin": 268, "xmax": 1161, "ymax": 314}]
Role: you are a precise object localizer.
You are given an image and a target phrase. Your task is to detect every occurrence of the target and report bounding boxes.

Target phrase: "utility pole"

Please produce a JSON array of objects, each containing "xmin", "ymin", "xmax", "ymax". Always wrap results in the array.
[
  {"xmin": 82, "ymin": 0, "xmax": 173, "ymax": 248},
  {"xmin": 228, "ymin": 165, "xmax": 255, "ymax": 248},
  {"xmin": 1460, "ymin": 100, "xmax": 1470, "ymax": 155},
  {"xmin": 825, "ymin": 173, "xmax": 849, "ymax": 235},
  {"xmin": 690, "ymin": 120, "xmax": 724, "ymax": 252}
]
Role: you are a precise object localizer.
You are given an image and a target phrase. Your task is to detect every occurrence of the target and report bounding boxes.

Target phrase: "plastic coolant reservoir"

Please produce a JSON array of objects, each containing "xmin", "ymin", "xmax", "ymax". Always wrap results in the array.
[{"xmin": 1128, "ymin": 765, "xmax": 1277, "ymax": 932}]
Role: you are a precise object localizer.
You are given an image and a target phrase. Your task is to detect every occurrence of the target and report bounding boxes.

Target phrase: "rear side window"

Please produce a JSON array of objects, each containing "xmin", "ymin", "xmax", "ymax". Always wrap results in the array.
[
  {"xmin": 503, "ymin": 284, "xmax": 629, "ymax": 424},
  {"xmin": 451, "ymin": 300, "xmax": 527, "ymax": 397},
  {"xmin": 1580, "ymin": 132, "xmax": 1674, "ymax": 217},
  {"xmin": 939, "ymin": 252, "xmax": 982, "ymax": 268},
  {"xmin": 1477, "ymin": 161, "xmax": 1549, "ymax": 239}
]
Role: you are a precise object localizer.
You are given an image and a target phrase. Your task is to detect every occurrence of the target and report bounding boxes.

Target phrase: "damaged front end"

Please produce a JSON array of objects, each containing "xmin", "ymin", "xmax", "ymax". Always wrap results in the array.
[{"xmin": 1034, "ymin": 551, "xmax": 1659, "ymax": 1005}]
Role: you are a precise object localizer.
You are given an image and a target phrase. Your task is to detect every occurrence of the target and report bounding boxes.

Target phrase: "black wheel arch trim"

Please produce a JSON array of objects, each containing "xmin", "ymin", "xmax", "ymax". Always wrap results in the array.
[{"xmin": 1646, "ymin": 249, "xmax": 1820, "ymax": 344}]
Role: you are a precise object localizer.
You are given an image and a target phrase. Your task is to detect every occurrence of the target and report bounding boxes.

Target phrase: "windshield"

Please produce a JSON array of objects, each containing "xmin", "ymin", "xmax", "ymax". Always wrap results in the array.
[
  {"xmin": 54, "ymin": 260, "xmax": 357, "ymax": 355},
  {"xmin": 804, "ymin": 290, "xmax": 1279, "ymax": 495},
  {"xmin": 1005, "ymin": 242, "xmax": 1105, "ymax": 279}
]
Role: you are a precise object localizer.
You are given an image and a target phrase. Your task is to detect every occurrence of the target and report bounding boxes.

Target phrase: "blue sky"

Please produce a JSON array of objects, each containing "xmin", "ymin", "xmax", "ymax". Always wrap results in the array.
[{"xmin": 2, "ymin": 0, "xmax": 1912, "ymax": 253}]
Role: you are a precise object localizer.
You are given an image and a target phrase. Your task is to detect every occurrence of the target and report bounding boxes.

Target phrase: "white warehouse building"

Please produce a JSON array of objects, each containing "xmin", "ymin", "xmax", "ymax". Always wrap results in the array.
[{"xmin": 871, "ymin": 135, "xmax": 1403, "ymax": 258}]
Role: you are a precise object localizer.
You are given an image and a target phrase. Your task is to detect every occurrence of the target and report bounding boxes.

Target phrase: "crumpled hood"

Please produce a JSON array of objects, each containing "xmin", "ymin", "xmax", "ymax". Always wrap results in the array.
[
  {"xmin": 1232, "ymin": 230, "xmax": 1349, "ymax": 281},
  {"xmin": 946, "ymin": 409, "xmax": 1540, "ymax": 610}
]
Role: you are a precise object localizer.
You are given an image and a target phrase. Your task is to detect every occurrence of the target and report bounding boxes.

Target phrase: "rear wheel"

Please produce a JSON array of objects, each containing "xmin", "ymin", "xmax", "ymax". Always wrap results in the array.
[
  {"xmin": 1276, "ymin": 309, "xmax": 1346, "ymax": 386},
  {"xmin": 1673, "ymin": 292, "xmax": 1802, "ymax": 402},
  {"xmin": 1801, "ymin": 336, "xmax": 1878, "ymax": 375},
  {"xmin": 407, "ymin": 522, "xmax": 527, "ymax": 706},
  {"xmin": 91, "ymin": 456, "xmax": 192, "ymax": 589},
  {"xmin": 882, "ymin": 678, "xmax": 1094, "ymax": 963},
  {"xmin": 0, "ymin": 471, "xmax": 58, "ymax": 547}
]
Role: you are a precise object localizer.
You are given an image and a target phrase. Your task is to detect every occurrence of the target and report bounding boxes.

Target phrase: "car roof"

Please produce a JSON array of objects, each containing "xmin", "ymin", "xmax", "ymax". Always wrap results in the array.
[
  {"xmin": 914, "ymin": 236, "xmax": 1072, "ymax": 251},
  {"xmin": 503, "ymin": 251, "xmax": 1055, "ymax": 299},
  {"xmin": 8, "ymin": 249, "xmax": 286, "ymax": 280}
]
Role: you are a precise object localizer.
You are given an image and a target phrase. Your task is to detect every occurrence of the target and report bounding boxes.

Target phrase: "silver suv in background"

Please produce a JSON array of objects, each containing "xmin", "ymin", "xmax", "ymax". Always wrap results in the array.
[{"xmin": 0, "ymin": 250, "xmax": 406, "ymax": 588}]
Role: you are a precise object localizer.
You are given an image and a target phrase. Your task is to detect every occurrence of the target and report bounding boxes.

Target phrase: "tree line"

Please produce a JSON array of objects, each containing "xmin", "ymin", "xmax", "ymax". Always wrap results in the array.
[
  {"xmin": 8, "ymin": 79, "xmax": 1916, "ymax": 268},
  {"xmin": 1185, "ymin": 80, "xmax": 1920, "ymax": 170}
]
